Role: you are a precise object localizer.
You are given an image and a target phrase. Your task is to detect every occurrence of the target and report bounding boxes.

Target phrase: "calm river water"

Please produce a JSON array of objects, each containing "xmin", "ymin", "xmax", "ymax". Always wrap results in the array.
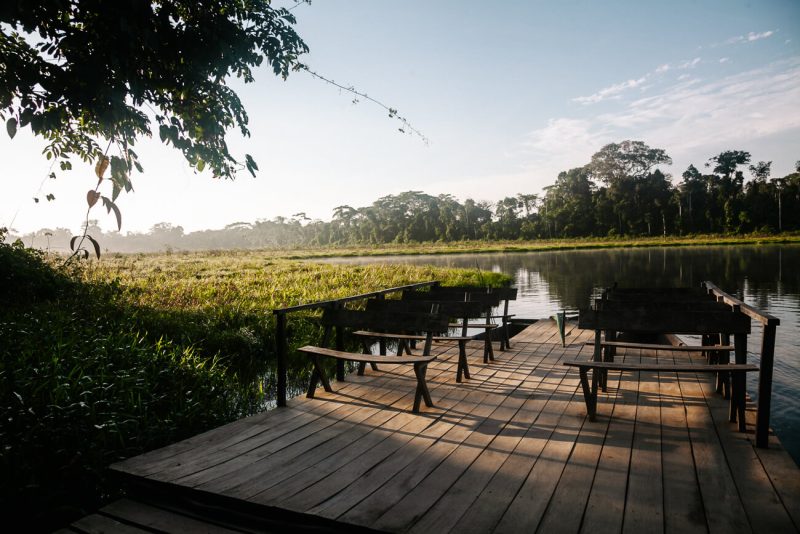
[{"xmin": 326, "ymin": 245, "xmax": 800, "ymax": 463}]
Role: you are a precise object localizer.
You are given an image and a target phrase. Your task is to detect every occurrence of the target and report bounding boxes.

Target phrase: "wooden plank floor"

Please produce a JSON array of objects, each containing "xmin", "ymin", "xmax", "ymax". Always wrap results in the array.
[{"xmin": 90, "ymin": 320, "xmax": 799, "ymax": 534}]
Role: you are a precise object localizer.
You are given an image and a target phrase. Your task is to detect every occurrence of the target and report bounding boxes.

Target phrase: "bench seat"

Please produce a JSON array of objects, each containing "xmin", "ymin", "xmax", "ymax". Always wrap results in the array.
[
  {"xmin": 354, "ymin": 330, "xmax": 473, "ymax": 382},
  {"xmin": 564, "ymin": 360, "xmax": 758, "ymax": 430},
  {"xmin": 583, "ymin": 341, "xmax": 734, "ymax": 352},
  {"xmin": 298, "ymin": 345, "xmax": 436, "ymax": 413},
  {"xmin": 448, "ymin": 322, "xmax": 498, "ymax": 363}
]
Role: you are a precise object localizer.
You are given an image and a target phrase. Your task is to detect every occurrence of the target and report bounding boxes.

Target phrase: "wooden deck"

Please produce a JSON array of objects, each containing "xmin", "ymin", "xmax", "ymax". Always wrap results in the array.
[{"xmin": 69, "ymin": 320, "xmax": 799, "ymax": 533}]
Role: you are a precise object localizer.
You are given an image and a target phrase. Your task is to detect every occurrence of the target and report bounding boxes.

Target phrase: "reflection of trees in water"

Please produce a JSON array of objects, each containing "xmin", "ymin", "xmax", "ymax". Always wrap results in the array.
[
  {"xmin": 432, "ymin": 245, "xmax": 800, "ymax": 312},
  {"xmin": 327, "ymin": 245, "xmax": 799, "ymax": 313}
]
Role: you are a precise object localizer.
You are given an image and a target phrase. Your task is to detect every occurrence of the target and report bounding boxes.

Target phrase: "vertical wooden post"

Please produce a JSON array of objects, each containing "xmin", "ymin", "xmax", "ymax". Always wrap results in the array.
[
  {"xmin": 731, "ymin": 333, "xmax": 747, "ymax": 431},
  {"xmin": 275, "ymin": 311, "xmax": 287, "ymax": 408},
  {"xmin": 756, "ymin": 323, "xmax": 777, "ymax": 448},
  {"xmin": 376, "ymin": 294, "xmax": 387, "ymax": 355},
  {"xmin": 335, "ymin": 303, "xmax": 345, "ymax": 381}
]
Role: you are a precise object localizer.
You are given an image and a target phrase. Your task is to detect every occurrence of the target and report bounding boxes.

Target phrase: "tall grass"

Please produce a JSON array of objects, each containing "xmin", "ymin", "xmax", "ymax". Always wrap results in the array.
[{"xmin": 1, "ymin": 243, "xmax": 508, "ymax": 530}]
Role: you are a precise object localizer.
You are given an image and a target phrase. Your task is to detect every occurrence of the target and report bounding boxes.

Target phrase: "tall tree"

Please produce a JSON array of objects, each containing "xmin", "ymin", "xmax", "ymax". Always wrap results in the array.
[
  {"xmin": 586, "ymin": 140, "xmax": 672, "ymax": 235},
  {"xmin": 587, "ymin": 140, "xmax": 672, "ymax": 186},
  {"xmin": 706, "ymin": 150, "xmax": 751, "ymax": 232}
]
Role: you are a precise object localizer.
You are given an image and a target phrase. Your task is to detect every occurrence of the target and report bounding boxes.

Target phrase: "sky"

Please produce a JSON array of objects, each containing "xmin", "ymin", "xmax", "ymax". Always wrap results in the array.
[{"xmin": 2, "ymin": 0, "xmax": 799, "ymax": 235}]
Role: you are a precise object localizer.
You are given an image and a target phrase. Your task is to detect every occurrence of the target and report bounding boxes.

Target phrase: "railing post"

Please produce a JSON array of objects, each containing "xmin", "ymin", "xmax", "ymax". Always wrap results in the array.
[
  {"xmin": 335, "ymin": 303, "xmax": 345, "ymax": 381},
  {"xmin": 756, "ymin": 323, "xmax": 777, "ymax": 448},
  {"xmin": 275, "ymin": 311, "xmax": 288, "ymax": 407},
  {"xmin": 376, "ymin": 294, "xmax": 387, "ymax": 355}
]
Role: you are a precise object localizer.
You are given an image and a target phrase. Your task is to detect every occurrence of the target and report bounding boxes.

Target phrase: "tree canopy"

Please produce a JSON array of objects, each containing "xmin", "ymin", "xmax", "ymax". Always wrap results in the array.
[{"xmin": 1, "ymin": 0, "xmax": 308, "ymax": 192}]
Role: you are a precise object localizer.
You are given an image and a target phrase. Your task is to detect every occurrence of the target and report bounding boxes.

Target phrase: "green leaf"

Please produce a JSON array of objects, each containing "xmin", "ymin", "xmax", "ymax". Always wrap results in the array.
[
  {"xmin": 245, "ymin": 154, "xmax": 258, "ymax": 177},
  {"xmin": 196, "ymin": 159, "xmax": 205, "ymax": 172},
  {"xmin": 101, "ymin": 196, "xmax": 122, "ymax": 231},
  {"xmin": 6, "ymin": 117, "xmax": 17, "ymax": 139},
  {"xmin": 86, "ymin": 235, "xmax": 101, "ymax": 259}
]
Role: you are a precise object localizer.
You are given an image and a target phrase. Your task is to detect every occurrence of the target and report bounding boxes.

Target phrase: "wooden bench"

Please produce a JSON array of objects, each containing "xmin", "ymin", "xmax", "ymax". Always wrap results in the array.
[
  {"xmin": 364, "ymin": 299, "xmax": 486, "ymax": 381},
  {"xmin": 402, "ymin": 289, "xmax": 502, "ymax": 361},
  {"xmin": 301, "ymin": 309, "xmax": 449, "ymax": 413},
  {"xmin": 429, "ymin": 285, "xmax": 518, "ymax": 350},
  {"xmin": 298, "ymin": 346, "xmax": 437, "ymax": 413},
  {"xmin": 579, "ymin": 292, "xmax": 752, "ymax": 429},
  {"xmin": 563, "ymin": 361, "xmax": 758, "ymax": 429}
]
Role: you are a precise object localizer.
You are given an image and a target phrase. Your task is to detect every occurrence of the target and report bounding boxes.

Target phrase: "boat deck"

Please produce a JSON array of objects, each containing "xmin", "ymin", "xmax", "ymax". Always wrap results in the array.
[{"xmin": 67, "ymin": 320, "xmax": 799, "ymax": 533}]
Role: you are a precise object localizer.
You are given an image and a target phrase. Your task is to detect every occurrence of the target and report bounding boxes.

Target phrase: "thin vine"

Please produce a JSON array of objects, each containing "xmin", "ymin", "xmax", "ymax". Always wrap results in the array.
[{"xmin": 298, "ymin": 65, "xmax": 430, "ymax": 146}]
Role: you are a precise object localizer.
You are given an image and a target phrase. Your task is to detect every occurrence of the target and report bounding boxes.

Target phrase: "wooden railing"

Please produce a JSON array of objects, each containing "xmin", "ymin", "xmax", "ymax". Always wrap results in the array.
[
  {"xmin": 703, "ymin": 281, "xmax": 781, "ymax": 448},
  {"xmin": 271, "ymin": 281, "xmax": 439, "ymax": 407}
]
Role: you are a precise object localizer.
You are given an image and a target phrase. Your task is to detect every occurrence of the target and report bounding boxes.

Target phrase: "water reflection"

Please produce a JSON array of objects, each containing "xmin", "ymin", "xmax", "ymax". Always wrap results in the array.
[{"xmin": 324, "ymin": 245, "xmax": 800, "ymax": 462}]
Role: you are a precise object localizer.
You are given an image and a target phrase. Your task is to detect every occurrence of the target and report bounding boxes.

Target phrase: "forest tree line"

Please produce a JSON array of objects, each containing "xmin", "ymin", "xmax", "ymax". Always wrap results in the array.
[{"xmin": 12, "ymin": 141, "xmax": 800, "ymax": 253}]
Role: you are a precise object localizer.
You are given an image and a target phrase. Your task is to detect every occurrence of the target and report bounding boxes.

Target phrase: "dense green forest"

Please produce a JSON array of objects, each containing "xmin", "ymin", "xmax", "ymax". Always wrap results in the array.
[{"xmin": 12, "ymin": 141, "xmax": 800, "ymax": 253}]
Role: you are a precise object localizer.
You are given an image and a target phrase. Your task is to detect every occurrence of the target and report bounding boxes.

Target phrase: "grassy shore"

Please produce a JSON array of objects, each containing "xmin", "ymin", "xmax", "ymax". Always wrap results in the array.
[
  {"xmin": 254, "ymin": 232, "xmax": 800, "ymax": 259},
  {"xmin": 1, "ymin": 243, "xmax": 509, "ymax": 530}
]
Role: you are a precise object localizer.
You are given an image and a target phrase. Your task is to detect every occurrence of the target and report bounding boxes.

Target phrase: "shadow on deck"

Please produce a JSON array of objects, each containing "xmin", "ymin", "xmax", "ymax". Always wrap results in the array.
[{"xmin": 62, "ymin": 320, "xmax": 800, "ymax": 533}]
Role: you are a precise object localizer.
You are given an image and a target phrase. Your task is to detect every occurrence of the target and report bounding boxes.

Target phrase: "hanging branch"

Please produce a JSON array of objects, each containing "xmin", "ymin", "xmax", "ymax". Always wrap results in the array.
[{"xmin": 298, "ymin": 65, "xmax": 430, "ymax": 146}]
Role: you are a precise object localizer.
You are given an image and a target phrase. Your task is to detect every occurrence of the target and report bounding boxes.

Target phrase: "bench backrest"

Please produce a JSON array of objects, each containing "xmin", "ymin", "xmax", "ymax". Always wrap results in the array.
[
  {"xmin": 594, "ymin": 299, "xmax": 737, "ymax": 313},
  {"xmin": 367, "ymin": 298, "xmax": 485, "ymax": 319},
  {"xmin": 320, "ymin": 307, "xmax": 449, "ymax": 356},
  {"xmin": 402, "ymin": 289, "xmax": 501, "ymax": 308},
  {"xmin": 578, "ymin": 307, "xmax": 751, "ymax": 335},
  {"xmin": 321, "ymin": 307, "xmax": 449, "ymax": 333}
]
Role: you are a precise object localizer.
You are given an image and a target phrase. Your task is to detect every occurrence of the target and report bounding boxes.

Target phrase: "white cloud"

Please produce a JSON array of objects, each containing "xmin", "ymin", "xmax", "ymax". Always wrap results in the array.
[
  {"xmin": 573, "ymin": 76, "xmax": 648, "ymax": 105},
  {"xmin": 521, "ymin": 57, "xmax": 800, "ymax": 184},
  {"xmin": 677, "ymin": 57, "xmax": 702, "ymax": 69},
  {"xmin": 576, "ymin": 57, "xmax": 704, "ymax": 106},
  {"xmin": 726, "ymin": 30, "xmax": 776, "ymax": 45},
  {"xmin": 748, "ymin": 30, "xmax": 774, "ymax": 41},
  {"xmin": 678, "ymin": 73, "xmax": 691, "ymax": 80},
  {"xmin": 719, "ymin": 57, "xmax": 730, "ymax": 64}
]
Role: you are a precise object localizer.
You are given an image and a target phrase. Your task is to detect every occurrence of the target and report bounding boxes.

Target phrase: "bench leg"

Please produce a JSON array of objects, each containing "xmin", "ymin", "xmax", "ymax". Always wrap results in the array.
[
  {"xmin": 359, "ymin": 342, "xmax": 380, "ymax": 375},
  {"xmin": 730, "ymin": 371, "xmax": 747, "ymax": 432},
  {"xmin": 456, "ymin": 340, "xmax": 470, "ymax": 382},
  {"xmin": 306, "ymin": 355, "xmax": 333, "ymax": 398},
  {"xmin": 594, "ymin": 330, "xmax": 608, "ymax": 393},
  {"xmin": 483, "ymin": 330, "xmax": 495, "ymax": 363},
  {"xmin": 413, "ymin": 362, "xmax": 433, "ymax": 413},
  {"xmin": 578, "ymin": 367, "xmax": 598, "ymax": 421},
  {"xmin": 730, "ymin": 333, "xmax": 748, "ymax": 430},
  {"xmin": 717, "ymin": 334, "xmax": 731, "ymax": 397}
]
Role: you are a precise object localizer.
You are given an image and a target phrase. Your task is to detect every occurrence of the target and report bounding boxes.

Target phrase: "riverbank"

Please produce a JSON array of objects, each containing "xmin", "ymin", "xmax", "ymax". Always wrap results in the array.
[{"xmin": 261, "ymin": 233, "xmax": 800, "ymax": 260}]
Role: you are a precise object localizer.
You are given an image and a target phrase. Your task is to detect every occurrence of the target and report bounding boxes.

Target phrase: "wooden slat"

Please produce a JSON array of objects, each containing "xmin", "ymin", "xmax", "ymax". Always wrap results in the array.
[
  {"xmin": 695, "ymin": 359, "xmax": 797, "ymax": 533},
  {"xmin": 579, "ymin": 354, "xmax": 638, "ymax": 533},
  {"xmin": 352, "ymin": 330, "xmax": 471, "ymax": 342},
  {"xmin": 676, "ymin": 362, "xmax": 752, "ymax": 533},
  {"xmin": 622, "ymin": 349, "xmax": 664, "ymax": 533},
  {"xmin": 72, "ymin": 513, "xmax": 152, "ymax": 533},
  {"xmin": 298, "ymin": 345, "xmax": 435, "ymax": 364},
  {"xmin": 658, "ymin": 348, "xmax": 708, "ymax": 533},
  {"xmin": 564, "ymin": 361, "xmax": 758, "ymax": 373},
  {"xmin": 590, "ymin": 340, "xmax": 734, "ymax": 352},
  {"xmin": 101, "ymin": 499, "xmax": 241, "ymax": 533},
  {"xmin": 578, "ymin": 308, "xmax": 751, "ymax": 334}
]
